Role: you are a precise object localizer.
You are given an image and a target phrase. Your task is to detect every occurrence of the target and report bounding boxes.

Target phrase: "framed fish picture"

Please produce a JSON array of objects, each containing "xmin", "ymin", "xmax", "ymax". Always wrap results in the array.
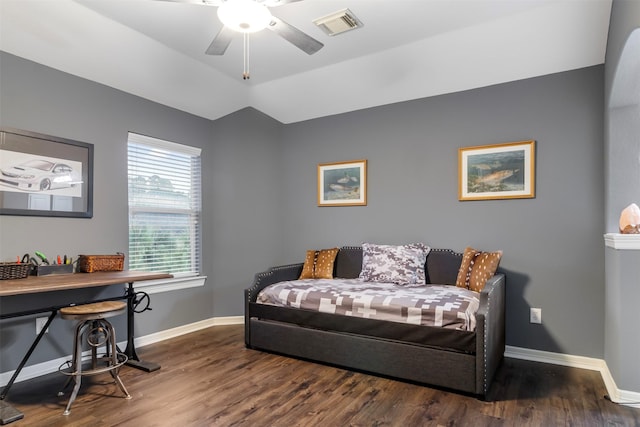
[
  {"xmin": 458, "ymin": 140, "xmax": 535, "ymax": 201},
  {"xmin": 318, "ymin": 159, "xmax": 367, "ymax": 206}
]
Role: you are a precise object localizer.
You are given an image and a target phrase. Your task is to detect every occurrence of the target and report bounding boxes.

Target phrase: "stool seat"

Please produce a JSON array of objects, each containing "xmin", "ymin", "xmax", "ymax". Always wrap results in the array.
[{"xmin": 60, "ymin": 301, "xmax": 126, "ymax": 320}]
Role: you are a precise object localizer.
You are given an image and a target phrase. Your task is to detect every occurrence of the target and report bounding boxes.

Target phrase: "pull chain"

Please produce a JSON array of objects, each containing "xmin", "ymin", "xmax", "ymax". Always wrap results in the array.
[{"xmin": 242, "ymin": 32, "xmax": 250, "ymax": 80}]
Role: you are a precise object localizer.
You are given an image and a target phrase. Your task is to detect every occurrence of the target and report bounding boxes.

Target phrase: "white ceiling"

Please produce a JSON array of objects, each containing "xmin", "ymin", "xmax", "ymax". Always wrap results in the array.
[{"xmin": 0, "ymin": 0, "xmax": 612, "ymax": 124}]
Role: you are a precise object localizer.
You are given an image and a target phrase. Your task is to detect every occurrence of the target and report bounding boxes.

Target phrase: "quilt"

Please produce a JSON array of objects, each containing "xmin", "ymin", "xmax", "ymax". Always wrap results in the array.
[{"xmin": 256, "ymin": 278, "xmax": 480, "ymax": 331}]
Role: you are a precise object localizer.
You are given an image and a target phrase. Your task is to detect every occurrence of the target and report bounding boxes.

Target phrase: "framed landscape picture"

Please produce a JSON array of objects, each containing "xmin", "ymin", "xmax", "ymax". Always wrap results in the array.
[
  {"xmin": 0, "ymin": 127, "xmax": 94, "ymax": 217},
  {"xmin": 458, "ymin": 140, "xmax": 535, "ymax": 201},
  {"xmin": 318, "ymin": 159, "xmax": 367, "ymax": 206}
]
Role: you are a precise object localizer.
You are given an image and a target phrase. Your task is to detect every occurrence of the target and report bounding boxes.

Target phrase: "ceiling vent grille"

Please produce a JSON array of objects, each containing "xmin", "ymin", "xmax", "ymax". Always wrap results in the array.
[{"xmin": 313, "ymin": 9, "xmax": 363, "ymax": 36}]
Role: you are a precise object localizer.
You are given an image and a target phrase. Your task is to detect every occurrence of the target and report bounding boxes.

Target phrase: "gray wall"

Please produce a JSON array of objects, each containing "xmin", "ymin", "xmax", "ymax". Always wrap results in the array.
[
  {"xmin": 0, "ymin": 53, "xmax": 283, "ymax": 372},
  {"xmin": 605, "ymin": 247, "xmax": 640, "ymax": 391},
  {"xmin": 207, "ymin": 107, "xmax": 285, "ymax": 315},
  {"xmin": 281, "ymin": 67, "xmax": 605, "ymax": 358},
  {"xmin": 0, "ymin": 53, "xmax": 607, "ymax": 375}
]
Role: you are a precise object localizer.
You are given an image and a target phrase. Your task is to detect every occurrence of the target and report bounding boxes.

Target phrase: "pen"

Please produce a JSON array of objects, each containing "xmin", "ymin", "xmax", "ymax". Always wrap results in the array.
[{"xmin": 35, "ymin": 251, "xmax": 49, "ymax": 265}]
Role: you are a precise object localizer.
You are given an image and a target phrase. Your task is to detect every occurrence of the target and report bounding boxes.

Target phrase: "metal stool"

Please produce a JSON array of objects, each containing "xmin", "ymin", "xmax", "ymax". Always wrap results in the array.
[{"xmin": 58, "ymin": 301, "xmax": 131, "ymax": 415}]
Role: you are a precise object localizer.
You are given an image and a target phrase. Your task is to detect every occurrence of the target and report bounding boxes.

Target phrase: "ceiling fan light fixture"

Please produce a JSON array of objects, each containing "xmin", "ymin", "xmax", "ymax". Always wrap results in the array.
[{"xmin": 217, "ymin": 0, "xmax": 273, "ymax": 33}]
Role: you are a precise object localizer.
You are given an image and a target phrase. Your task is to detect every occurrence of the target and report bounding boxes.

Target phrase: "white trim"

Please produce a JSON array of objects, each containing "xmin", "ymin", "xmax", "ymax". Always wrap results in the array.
[
  {"xmin": 0, "ymin": 316, "xmax": 243, "ymax": 388},
  {"xmin": 505, "ymin": 345, "xmax": 605, "ymax": 371},
  {"xmin": 604, "ymin": 233, "xmax": 640, "ymax": 250},
  {"xmin": 615, "ymin": 390, "xmax": 640, "ymax": 408},
  {"xmin": 598, "ymin": 362, "xmax": 640, "ymax": 408},
  {"xmin": 506, "ymin": 345, "xmax": 640, "ymax": 408},
  {"xmin": 133, "ymin": 316, "xmax": 243, "ymax": 348},
  {"xmin": 130, "ymin": 275, "xmax": 207, "ymax": 295}
]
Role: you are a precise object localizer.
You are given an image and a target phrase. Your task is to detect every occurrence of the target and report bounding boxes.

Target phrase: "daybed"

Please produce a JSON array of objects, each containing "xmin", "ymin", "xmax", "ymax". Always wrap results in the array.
[{"xmin": 244, "ymin": 245, "xmax": 506, "ymax": 398}]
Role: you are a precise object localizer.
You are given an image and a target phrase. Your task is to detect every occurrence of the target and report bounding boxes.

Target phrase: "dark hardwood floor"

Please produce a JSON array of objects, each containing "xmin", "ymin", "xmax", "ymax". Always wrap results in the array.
[{"xmin": 4, "ymin": 324, "xmax": 640, "ymax": 426}]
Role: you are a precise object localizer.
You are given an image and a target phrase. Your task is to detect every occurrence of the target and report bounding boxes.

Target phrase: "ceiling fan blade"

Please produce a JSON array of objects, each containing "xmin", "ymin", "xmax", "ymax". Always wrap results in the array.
[
  {"xmin": 206, "ymin": 26, "xmax": 234, "ymax": 55},
  {"xmin": 266, "ymin": 16, "xmax": 323, "ymax": 55}
]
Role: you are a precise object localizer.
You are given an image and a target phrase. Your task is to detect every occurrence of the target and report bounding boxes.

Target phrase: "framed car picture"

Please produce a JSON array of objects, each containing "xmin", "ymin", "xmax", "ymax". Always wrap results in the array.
[{"xmin": 0, "ymin": 127, "xmax": 94, "ymax": 218}]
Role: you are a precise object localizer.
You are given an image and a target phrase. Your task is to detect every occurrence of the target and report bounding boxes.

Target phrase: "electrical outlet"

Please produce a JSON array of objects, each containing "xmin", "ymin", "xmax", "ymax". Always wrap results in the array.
[
  {"xmin": 530, "ymin": 308, "xmax": 542, "ymax": 324},
  {"xmin": 35, "ymin": 317, "xmax": 49, "ymax": 335}
]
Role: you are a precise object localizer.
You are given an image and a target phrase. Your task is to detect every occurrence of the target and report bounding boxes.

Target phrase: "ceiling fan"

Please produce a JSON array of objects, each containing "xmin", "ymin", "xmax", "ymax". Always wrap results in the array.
[{"xmin": 165, "ymin": 0, "xmax": 324, "ymax": 56}]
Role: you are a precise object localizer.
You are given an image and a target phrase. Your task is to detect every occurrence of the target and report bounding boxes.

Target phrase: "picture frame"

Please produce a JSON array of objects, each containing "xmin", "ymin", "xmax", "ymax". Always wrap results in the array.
[
  {"xmin": 0, "ymin": 127, "xmax": 94, "ymax": 218},
  {"xmin": 318, "ymin": 159, "xmax": 367, "ymax": 206},
  {"xmin": 458, "ymin": 140, "xmax": 535, "ymax": 201}
]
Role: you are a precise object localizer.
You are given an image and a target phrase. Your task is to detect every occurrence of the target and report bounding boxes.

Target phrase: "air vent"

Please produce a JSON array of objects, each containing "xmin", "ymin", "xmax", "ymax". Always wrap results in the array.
[{"xmin": 313, "ymin": 9, "xmax": 363, "ymax": 36}]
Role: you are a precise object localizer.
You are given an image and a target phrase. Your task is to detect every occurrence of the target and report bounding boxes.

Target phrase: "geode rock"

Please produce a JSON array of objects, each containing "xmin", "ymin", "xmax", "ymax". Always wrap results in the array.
[{"xmin": 619, "ymin": 203, "xmax": 640, "ymax": 234}]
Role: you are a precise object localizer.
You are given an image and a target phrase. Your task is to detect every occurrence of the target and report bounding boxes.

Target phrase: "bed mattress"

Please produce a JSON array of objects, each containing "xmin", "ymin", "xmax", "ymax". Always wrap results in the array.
[{"xmin": 256, "ymin": 278, "xmax": 479, "ymax": 331}]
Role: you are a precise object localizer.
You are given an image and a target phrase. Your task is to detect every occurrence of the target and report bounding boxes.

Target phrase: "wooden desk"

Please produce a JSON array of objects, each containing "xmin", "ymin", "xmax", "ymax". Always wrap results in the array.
[
  {"xmin": 0, "ymin": 271, "xmax": 171, "ymax": 425},
  {"xmin": 0, "ymin": 271, "xmax": 170, "ymax": 296}
]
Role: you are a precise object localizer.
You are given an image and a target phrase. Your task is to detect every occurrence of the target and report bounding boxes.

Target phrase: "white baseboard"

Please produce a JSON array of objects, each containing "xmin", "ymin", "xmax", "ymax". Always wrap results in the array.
[
  {"xmin": 0, "ymin": 316, "xmax": 244, "ymax": 388},
  {"xmin": 133, "ymin": 315, "xmax": 243, "ymax": 348},
  {"xmin": 505, "ymin": 345, "xmax": 606, "ymax": 371},
  {"xmin": 506, "ymin": 345, "xmax": 640, "ymax": 408}
]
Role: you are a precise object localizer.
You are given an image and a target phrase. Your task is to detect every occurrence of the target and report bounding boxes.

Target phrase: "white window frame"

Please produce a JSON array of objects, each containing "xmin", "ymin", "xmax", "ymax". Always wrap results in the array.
[{"xmin": 127, "ymin": 132, "xmax": 206, "ymax": 294}]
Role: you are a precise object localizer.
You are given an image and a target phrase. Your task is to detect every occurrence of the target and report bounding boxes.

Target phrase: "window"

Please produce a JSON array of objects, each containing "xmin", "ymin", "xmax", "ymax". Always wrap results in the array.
[{"xmin": 127, "ymin": 133, "xmax": 204, "ymax": 292}]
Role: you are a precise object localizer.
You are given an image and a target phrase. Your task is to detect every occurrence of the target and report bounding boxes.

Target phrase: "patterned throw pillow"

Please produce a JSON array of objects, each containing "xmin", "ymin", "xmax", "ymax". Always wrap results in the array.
[
  {"xmin": 455, "ymin": 247, "xmax": 502, "ymax": 292},
  {"xmin": 299, "ymin": 248, "xmax": 339, "ymax": 279},
  {"xmin": 359, "ymin": 243, "xmax": 430, "ymax": 285}
]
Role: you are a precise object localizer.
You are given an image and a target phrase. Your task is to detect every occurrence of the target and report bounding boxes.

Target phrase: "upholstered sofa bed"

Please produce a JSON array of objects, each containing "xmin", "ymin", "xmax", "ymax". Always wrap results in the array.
[{"xmin": 244, "ymin": 244, "xmax": 506, "ymax": 397}]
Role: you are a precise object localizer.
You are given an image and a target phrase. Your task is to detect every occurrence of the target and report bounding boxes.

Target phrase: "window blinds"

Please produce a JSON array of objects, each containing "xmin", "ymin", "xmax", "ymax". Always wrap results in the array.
[{"xmin": 127, "ymin": 133, "xmax": 202, "ymax": 277}]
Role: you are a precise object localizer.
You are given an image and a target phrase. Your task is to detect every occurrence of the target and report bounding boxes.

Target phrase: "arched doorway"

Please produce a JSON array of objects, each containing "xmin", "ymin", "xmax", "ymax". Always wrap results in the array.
[
  {"xmin": 606, "ymin": 29, "xmax": 640, "ymax": 231},
  {"xmin": 604, "ymin": 28, "xmax": 640, "ymax": 405}
]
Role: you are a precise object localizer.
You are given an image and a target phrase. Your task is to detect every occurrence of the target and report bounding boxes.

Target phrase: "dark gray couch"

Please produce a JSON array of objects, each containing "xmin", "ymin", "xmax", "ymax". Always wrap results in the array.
[{"xmin": 244, "ymin": 246, "xmax": 506, "ymax": 397}]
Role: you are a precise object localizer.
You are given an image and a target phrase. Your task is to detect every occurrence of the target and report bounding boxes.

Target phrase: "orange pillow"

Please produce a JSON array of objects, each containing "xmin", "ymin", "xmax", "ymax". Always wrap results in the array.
[
  {"xmin": 299, "ymin": 248, "xmax": 339, "ymax": 279},
  {"xmin": 455, "ymin": 247, "xmax": 502, "ymax": 292}
]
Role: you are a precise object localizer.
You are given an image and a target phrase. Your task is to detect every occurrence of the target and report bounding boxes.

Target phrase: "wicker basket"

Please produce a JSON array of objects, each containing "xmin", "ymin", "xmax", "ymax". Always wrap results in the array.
[
  {"xmin": 78, "ymin": 253, "xmax": 125, "ymax": 273},
  {"xmin": 0, "ymin": 262, "xmax": 32, "ymax": 280}
]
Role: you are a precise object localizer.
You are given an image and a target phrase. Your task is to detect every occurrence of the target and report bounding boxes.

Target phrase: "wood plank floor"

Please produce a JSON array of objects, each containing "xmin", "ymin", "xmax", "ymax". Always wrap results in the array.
[{"xmin": 4, "ymin": 325, "xmax": 640, "ymax": 426}]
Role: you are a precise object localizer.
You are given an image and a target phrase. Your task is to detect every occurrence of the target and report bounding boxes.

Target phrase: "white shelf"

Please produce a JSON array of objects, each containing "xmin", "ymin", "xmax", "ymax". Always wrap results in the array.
[{"xmin": 604, "ymin": 233, "xmax": 640, "ymax": 250}]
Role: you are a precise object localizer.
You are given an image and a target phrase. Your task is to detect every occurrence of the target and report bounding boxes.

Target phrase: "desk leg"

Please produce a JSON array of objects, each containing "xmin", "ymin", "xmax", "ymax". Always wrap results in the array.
[
  {"xmin": 123, "ymin": 282, "xmax": 160, "ymax": 372},
  {"xmin": 0, "ymin": 401, "xmax": 23, "ymax": 425},
  {"xmin": 0, "ymin": 311, "xmax": 55, "ymax": 425}
]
